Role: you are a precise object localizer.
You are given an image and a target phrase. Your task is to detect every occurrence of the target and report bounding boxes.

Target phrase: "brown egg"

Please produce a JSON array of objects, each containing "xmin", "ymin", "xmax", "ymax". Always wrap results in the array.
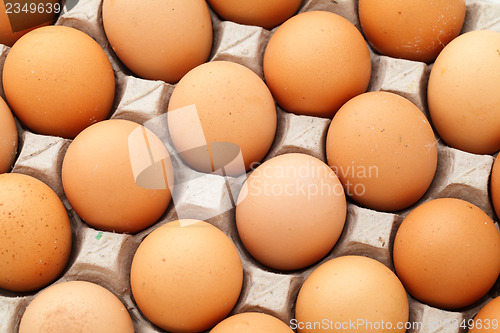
[
  {"xmin": 295, "ymin": 256, "xmax": 409, "ymax": 333},
  {"xmin": 0, "ymin": 0, "xmax": 59, "ymax": 47},
  {"xmin": 206, "ymin": 0, "xmax": 302, "ymax": 29},
  {"xmin": 428, "ymin": 30, "xmax": 500, "ymax": 154},
  {"xmin": 2, "ymin": 25, "xmax": 115, "ymax": 139},
  {"xmin": 131, "ymin": 220, "xmax": 243, "ymax": 332},
  {"xmin": 469, "ymin": 297, "xmax": 500, "ymax": 333},
  {"xmin": 19, "ymin": 281, "xmax": 134, "ymax": 333},
  {"xmin": 491, "ymin": 157, "xmax": 500, "ymax": 219},
  {"xmin": 0, "ymin": 173, "xmax": 71, "ymax": 292},
  {"xmin": 0, "ymin": 97, "xmax": 17, "ymax": 173},
  {"xmin": 62, "ymin": 119, "xmax": 173, "ymax": 233},
  {"xmin": 393, "ymin": 198, "xmax": 500, "ymax": 310},
  {"xmin": 102, "ymin": 0, "xmax": 212, "ymax": 83},
  {"xmin": 359, "ymin": 0, "xmax": 465, "ymax": 62},
  {"xmin": 263, "ymin": 11, "xmax": 371, "ymax": 118},
  {"xmin": 211, "ymin": 312, "xmax": 294, "ymax": 333},
  {"xmin": 168, "ymin": 61, "xmax": 277, "ymax": 175},
  {"xmin": 236, "ymin": 153, "xmax": 346, "ymax": 271},
  {"xmin": 326, "ymin": 91, "xmax": 437, "ymax": 212}
]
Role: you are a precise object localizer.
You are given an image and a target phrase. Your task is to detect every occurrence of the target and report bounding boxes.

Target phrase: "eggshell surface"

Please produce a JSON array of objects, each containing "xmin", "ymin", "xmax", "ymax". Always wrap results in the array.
[
  {"xmin": 469, "ymin": 297, "xmax": 500, "ymax": 333},
  {"xmin": 19, "ymin": 281, "xmax": 134, "ymax": 333},
  {"xmin": 263, "ymin": 11, "xmax": 371, "ymax": 118},
  {"xmin": 491, "ymin": 157, "xmax": 500, "ymax": 219},
  {"xmin": 130, "ymin": 220, "xmax": 243, "ymax": 332},
  {"xmin": 393, "ymin": 198, "xmax": 500, "ymax": 310},
  {"xmin": 295, "ymin": 255, "xmax": 409, "ymax": 333},
  {"xmin": 102, "ymin": 0, "xmax": 212, "ymax": 83},
  {"xmin": 0, "ymin": 173, "xmax": 71, "ymax": 292},
  {"xmin": 62, "ymin": 119, "xmax": 173, "ymax": 233},
  {"xmin": 210, "ymin": 312, "xmax": 294, "ymax": 333},
  {"xmin": 326, "ymin": 91, "xmax": 437, "ymax": 212},
  {"xmin": 168, "ymin": 61, "xmax": 277, "ymax": 175},
  {"xmin": 427, "ymin": 30, "xmax": 500, "ymax": 154},
  {"xmin": 0, "ymin": 97, "xmax": 17, "ymax": 173},
  {"xmin": 3, "ymin": 25, "xmax": 115, "ymax": 139},
  {"xmin": 236, "ymin": 153, "xmax": 346, "ymax": 270},
  {"xmin": 206, "ymin": 0, "xmax": 302, "ymax": 29},
  {"xmin": 359, "ymin": 0, "xmax": 466, "ymax": 62}
]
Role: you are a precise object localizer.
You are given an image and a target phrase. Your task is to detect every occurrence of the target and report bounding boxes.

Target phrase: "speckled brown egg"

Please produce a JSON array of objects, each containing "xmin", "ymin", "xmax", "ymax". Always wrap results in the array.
[
  {"xmin": 295, "ymin": 255, "xmax": 409, "ymax": 333},
  {"xmin": 168, "ymin": 60, "xmax": 277, "ymax": 175},
  {"xmin": 19, "ymin": 281, "xmax": 134, "ymax": 333},
  {"xmin": 131, "ymin": 220, "xmax": 243, "ymax": 332},
  {"xmin": 326, "ymin": 91, "xmax": 437, "ymax": 212},
  {"xmin": 394, "ymin": 198, "xmax": 500, "ymax": 310},
  {"xmin": 359, "ymin": 0, "xmax": 466, "ymax": 62},
  {"xmin": 103, "ymin": 0, "xmax": 212, "ymax": 83},
  {"xmin": 428, "ymin": 30, "xmax": 500, "ymax": 154},
  {"xmin": 0, "ymin": 96, "xmax": 17, "ymax": 174},
  {"xmin": 491, "ymin": 157, "xmax": 500, "ymax": 220},
  {"xmin": 2, "ymin": 25, "xmax": 115, "ymax": 139},
  {"xmin": 62, "ymin": 119, "xmax": 173, "ymax": 233},
  {"xmin": 206, "ymin": 0, "xmax": 302, "ymax": 29},
  {"xmin": 469, "ymin": 297, "xmax": 500, "ymax": 333},
  {"xmin": 236, "ymin": 153, "xmax": 346, "ymax": 271},
  {"xmin": 0, "ymin": 173, "xmax": 71, "ymax": 292},
  {"xmin": 263, "ymin": 11, "xmax": 371, "ymax": 118},
  {"xmin": 211, "ymin": 312, "xmax": 294, "ymax": 333}
]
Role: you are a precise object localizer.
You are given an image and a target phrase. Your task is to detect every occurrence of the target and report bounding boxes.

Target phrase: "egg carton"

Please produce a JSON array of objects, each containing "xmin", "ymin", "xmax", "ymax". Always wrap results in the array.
[{"xmin": 1, "ymin": 0, "xmax": 500, "ymax": 332}]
